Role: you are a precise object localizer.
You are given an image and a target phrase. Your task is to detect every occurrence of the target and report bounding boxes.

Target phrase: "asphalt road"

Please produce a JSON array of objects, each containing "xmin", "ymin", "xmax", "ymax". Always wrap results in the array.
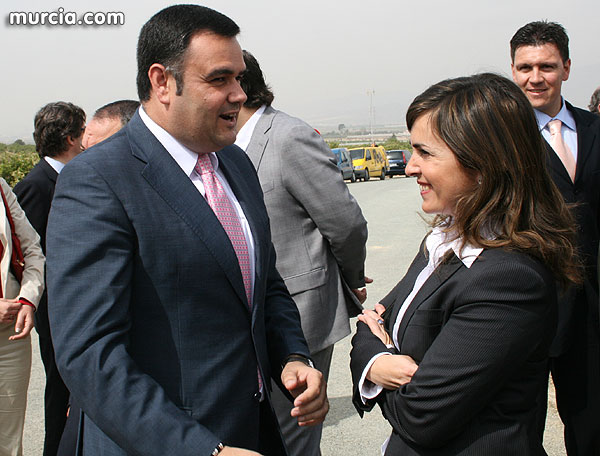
[{"xmin": 23, "ymin": 175, "xmax": 566, "ymax": 455}]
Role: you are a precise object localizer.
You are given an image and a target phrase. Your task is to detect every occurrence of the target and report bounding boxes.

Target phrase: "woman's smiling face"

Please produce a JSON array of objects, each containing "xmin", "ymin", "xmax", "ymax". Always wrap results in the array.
[{"xmin": 406, "ymin": 113, "xmax": 477, "ymax": 217}]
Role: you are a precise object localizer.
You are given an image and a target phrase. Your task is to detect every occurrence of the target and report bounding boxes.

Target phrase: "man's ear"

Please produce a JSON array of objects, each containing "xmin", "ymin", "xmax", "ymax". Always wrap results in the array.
[
  {"xmin": 562, "ymin": 58, "xmax": 571, "ymax": 82},
  {"xmin": 148, "ymin": 64, "xmax": 173, "ymax": 105}
]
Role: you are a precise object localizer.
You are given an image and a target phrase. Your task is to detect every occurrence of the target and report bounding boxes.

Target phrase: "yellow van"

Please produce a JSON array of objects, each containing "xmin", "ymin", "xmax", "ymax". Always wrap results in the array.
[{"xmin": 348, "ymin": 146, "xmax": 388, "ymax": 181}]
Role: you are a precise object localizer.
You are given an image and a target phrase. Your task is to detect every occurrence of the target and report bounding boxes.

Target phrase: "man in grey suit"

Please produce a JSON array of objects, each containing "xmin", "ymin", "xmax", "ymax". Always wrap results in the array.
[{"xmin": 235, "ymin": 50, "xmax": 369, "ymax": 456}]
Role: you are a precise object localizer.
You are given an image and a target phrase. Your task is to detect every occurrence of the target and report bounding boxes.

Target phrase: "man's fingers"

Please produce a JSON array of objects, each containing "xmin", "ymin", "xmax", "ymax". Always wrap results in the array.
[
  {"xmin": 293, "ymin": 389, "xmax": 328, "ymax": 426},
  {"xmin": 293, "ymin": 370, "xmax": 325, "ymax": 408},
  {"xmin": 281, "ymin": 362, "xmax": 305, "ymax": 391},
  {"xmin": 292, "ymin": 372, "xmax": 319, "ymax": 406}
]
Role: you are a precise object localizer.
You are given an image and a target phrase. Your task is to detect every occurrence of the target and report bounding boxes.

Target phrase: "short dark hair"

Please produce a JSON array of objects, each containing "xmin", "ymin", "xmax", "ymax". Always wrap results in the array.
[
  {"xmin": 241, "ymin": 50, "xmax": 275, "ymax": 108},
  {"xmin": 94, "ymin": 100, "xmax": 140, "ymax": 126},
  {"xmin": 136, "ymin": 4, "xmax": 240, "ymax": 102},
  {"xmin": 510, "ymin": 21, "xmax": 569, "ymax": 63},
  {"xmin": 588, "ymin": 87, "xmax": 600, "ymax": 114},
  {"xmin": 406, "ymin": 73, "xmax": 580, "ymax": 287},
  {"xmin": 33, "ymin": 102, "xmax": 86, "ymax": 158}
]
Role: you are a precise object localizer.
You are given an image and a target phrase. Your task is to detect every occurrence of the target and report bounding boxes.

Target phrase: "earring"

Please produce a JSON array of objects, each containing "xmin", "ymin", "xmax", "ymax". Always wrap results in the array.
[{"xmin": 477, "ymin": 177, "xmax": 482, "ymax": 185}]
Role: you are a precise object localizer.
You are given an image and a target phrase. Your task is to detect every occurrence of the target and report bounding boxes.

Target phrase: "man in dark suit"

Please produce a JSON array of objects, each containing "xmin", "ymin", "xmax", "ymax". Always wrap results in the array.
[
  {"xmin": 46, "ymin": 5, "xmax": 327, "ymax": 456},
  {"xmin": 235, "ymin": 50, "xmax": 368, "ymax": 456},
  {"xmin": 511, "ymin": 21, "xmax": 600, "ymax": 455},
  {"xmin": 14, "ymin": 101, "xmax": 86, "ymax": 456}
]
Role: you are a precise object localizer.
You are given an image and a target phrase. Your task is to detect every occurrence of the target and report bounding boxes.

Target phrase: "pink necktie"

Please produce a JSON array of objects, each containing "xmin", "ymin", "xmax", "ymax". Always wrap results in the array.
[
  {"xmin": 548, "ymin": 119, "xmax": 576, "ymax": 182},
  {"xmin": 195, "ymin": 154, "xmax": 252, "ymax": 306},
  {"xmin": 195, "ymin": 154, "xmax": 263, "ymax": 392}
]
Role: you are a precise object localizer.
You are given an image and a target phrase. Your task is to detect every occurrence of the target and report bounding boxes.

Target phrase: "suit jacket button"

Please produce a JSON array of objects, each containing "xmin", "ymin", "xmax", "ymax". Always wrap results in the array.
[{"xmin": 253, "ymin": 392, "xmax": 261, "ymax": 401}]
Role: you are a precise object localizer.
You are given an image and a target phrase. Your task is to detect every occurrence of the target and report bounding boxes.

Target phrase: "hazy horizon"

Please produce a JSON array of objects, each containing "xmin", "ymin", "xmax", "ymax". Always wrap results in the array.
[{"xmin": 2, "ymin": 0, "xmax": 599, "ymax": 143}]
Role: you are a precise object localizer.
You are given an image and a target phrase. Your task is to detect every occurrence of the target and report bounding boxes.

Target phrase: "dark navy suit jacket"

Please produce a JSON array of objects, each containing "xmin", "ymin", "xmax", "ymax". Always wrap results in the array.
[{"xmin": 46, "ymin": 112, "xmax": 309, "ymax": 455}]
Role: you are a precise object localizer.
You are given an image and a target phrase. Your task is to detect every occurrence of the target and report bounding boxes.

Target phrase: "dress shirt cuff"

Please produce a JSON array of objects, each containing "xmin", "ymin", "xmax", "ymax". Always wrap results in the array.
[{"xmin": 358, "ymin": 352, "xmax": 391, "ymax": 404}]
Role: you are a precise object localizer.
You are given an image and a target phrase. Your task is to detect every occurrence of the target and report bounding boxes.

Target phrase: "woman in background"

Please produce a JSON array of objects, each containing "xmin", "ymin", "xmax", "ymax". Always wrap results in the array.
[
  {"xmin": 0, "ymin": 177, "xmax": 45, "ymax": 456},
  {"xmin": 351, "ymin": 73, "xmax": 580, "ymax": 455}
]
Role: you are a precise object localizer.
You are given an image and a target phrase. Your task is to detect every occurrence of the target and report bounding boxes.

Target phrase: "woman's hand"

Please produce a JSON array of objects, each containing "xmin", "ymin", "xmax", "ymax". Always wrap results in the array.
[
  {"xmin": 367, "ymin": 354, "xmax": 419, "ymax": 389},
  {"xmin": 358, "ymin": 303, "xmax": 392, "ymax": 346},
  {"xmin": 9, "ymin": 304, "xmax": 34, "ymax": 340},
  {"xmin": 0, "ymin": 298, "xmax": 21, "ymax": 324}
]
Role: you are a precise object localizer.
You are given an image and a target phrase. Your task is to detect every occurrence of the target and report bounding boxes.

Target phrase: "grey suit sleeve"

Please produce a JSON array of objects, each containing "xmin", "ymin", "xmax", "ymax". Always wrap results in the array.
[
  {"xmin": 46, "ymin": 160, "xmax": 221, "ymax": 456},
  {"xmin": 378, "ymin": 260, "xmax": 554, "ymax": 448},
  {"xmin": 280, "ymin": 124, "xmax": 368, "ymax": 288}
]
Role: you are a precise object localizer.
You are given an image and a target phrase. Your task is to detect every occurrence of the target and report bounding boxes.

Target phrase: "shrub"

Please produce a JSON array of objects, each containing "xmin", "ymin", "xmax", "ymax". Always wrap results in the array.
[{"xmin": 0, "ymin": 143, "xmax": 39, "ymax": 187}]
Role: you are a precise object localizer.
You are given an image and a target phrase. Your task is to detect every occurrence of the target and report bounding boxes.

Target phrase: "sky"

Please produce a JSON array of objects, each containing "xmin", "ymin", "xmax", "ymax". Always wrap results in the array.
[{"xmin": 1, "ymin": 0, "xmax": 599, "ymax": 142}]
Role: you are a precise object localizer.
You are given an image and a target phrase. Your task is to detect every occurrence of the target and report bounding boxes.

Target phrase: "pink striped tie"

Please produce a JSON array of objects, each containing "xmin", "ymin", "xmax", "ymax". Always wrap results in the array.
[
  {"xmin": 195, "ymin": 154, "xmax": 262, "ymax": 392},
  {"xmin": 195, "ymin": 154, "xmax": 252, "ymax": 306}
]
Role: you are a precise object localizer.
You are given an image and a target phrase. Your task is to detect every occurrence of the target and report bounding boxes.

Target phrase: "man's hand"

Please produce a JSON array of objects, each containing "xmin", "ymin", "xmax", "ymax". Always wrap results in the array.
[
  {"xmin": 9, "ymin": 304, "xmax": 35, "ymax": 340},
  {"xmin": 352, "ymin": 276, "xmax": 373, "ymax": 304},
  {"xmin": 220, "ymin": 447, "xmax": 262, "ymax": 455},
  {"xmin": 281, "ymin": 361, "xmax": 329, "ymax": 427}
]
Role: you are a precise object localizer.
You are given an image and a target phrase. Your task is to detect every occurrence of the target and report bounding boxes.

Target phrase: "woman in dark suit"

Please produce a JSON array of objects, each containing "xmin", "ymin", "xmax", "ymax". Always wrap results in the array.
[{"xmin": 350, "ymin": 73, "xmax": 580, "ymax": 455}]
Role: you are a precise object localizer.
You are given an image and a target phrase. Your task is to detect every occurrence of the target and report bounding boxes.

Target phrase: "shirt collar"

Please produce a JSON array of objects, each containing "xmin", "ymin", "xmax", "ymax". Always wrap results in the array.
[
  {"xmin": 534, "ymin": 98, "xmax": 577, "ymax": 132},
  {"xmin": 138, "ymin": 105, "xmax": 219, "ymax": 175},
  {"xmin": 426, "ymin": 226, "xmax": 484, "ymax": 269},
  {"xmin": 235, "ymin": 104, "xmax": 267, "ymax": 151},
  {"xmin": 44, "ymin": 156, "xmax": 65, "ymax": 174}
]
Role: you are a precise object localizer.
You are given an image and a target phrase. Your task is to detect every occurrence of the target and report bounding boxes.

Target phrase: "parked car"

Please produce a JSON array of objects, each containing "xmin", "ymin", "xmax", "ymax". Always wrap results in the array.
[
  {"xmin": 331, "ymin": 147, "xmax": 356, "ymax": 182},
  {"xmin": 386, "ymin": 149, "xmax": 412, "ymax": 177},
  {"xmin": 348, "ymin": 146, "xmax": 388, "ymax": 181}
]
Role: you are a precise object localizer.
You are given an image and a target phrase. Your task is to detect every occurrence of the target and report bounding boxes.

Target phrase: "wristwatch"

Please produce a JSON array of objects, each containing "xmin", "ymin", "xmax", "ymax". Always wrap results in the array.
[{"xmin": 283, "ymin": 354, "xmax": 315, "ymax": 369}]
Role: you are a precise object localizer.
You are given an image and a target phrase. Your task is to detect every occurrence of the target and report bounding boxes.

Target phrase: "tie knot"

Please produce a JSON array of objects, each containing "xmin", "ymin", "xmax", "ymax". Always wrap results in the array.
[
  {"xmin": 195, "ymin": 154, "xmax": 214, "ymax": 175},
  {"xmin": 548, "ymin": 119, "xmax": 562, "ymax": 136}
]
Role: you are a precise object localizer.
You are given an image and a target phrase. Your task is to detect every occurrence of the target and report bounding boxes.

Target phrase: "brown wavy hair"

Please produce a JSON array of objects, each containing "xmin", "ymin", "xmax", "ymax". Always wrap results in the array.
[{"xmin": 406, "ymin": 73, "xmax": 581, "ymax": 288}]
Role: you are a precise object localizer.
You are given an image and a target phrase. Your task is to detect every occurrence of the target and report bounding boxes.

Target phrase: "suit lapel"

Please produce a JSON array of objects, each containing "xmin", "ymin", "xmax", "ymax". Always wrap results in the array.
[
  {"xmin": 126, "ymin": 114, "xmax": 249, "ymax": 309},
  {"xmin": 385, "ymin": 249, "xmax": 427, "ymax": 326},
  {"xmin": 395, "ymin": 254, "xmax": 463, "ymax": 348},
  {"xmin": 568, "ymin": 102, "xmax": 598, "ymax": 183},
  {"xmin": 544, "ymin": 139, "xmax": 573, "ymax": 187},
  {"xmin": 245, "ymin": 107, "xmax": 276, "ymax": 172}
]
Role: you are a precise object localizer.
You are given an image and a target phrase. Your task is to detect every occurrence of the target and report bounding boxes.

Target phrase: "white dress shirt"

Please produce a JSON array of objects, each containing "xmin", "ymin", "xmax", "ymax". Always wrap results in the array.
[
  {"xmin": 535, "ymin": 98, "xmax": 578, "ymax": 162},
  {"xmin": 44, "ymin": 156, "xmax": 65, "ymax": 174},
  {"xmin": 234, "ymin": 104, "xmax": 267, "ymax": 151},
  {"xmin": 139, "ymin": 106, "xmax": 256, "ymax": 301}
]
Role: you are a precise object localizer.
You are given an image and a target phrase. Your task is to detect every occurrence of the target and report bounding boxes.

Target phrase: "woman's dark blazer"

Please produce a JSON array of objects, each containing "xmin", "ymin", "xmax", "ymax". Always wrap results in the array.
[{"xmin": 350, "ymin": 246, "xmax": 557, "ymax": 455}]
